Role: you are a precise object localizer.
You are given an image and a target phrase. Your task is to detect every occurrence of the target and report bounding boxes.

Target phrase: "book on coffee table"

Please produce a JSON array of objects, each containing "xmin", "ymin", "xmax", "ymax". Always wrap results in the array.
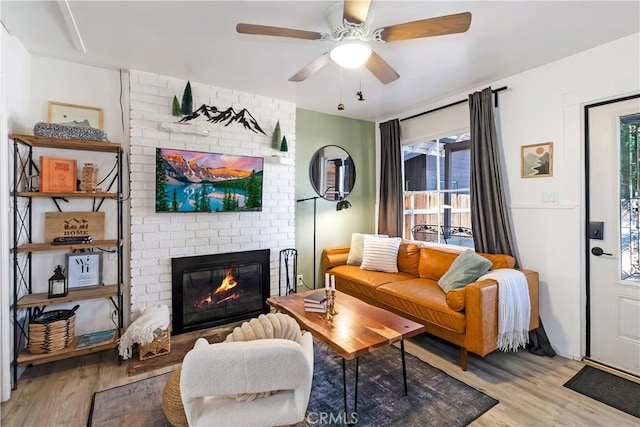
[
  {"xmin": 303, "ymin": 290, "xmax": 327, "ymax": 304},
  {"xmin": 304, "ymin": 305, "xmax": 327, "ymax": 313}
]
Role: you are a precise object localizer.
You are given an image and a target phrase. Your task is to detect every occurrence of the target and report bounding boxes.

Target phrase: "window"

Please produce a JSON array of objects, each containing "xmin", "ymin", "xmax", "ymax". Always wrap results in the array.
[
  {"xmin": 620, "ymin": 113, "xmax": 640, "ymax": 281},
  {"xmin": 403, "ymin": 132, "xmax": 473, "ymax": 248}
]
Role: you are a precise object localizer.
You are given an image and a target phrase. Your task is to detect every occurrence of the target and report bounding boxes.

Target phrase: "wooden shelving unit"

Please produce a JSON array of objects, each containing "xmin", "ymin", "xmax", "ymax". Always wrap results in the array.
[
  {"xmin": 9, "ymin": 134, "xmax": 124, "ymax": 389},
  {"xmin": 16, "ymin": 284, "xmax": 120, "ymax": 309},
  {"xmin": 13, "ymin": 191, "xmax": 119, "ymax": 198},
  {"xmin": 16, "ymin": 334, "xmax": 119, "ymax": 366},
  {"xmin": 14, "ymin": 240, "xmax": 121, "ymax": 254}
]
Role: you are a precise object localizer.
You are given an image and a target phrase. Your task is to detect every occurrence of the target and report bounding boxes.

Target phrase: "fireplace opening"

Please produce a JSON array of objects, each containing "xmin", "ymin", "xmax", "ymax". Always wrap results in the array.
[{"xmin": 171, "ymin": 249, "xmax": 270, "ymax": 335}]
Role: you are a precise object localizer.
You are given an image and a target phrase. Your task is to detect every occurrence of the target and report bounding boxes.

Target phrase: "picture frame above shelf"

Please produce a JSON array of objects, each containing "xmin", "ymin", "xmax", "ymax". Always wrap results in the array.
[{"xmin": 48, "ymin": 101, "xmax": 104, "ymax": 130}]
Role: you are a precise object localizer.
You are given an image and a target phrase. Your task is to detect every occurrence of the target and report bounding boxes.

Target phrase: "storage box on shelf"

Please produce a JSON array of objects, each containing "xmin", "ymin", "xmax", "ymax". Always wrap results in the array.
[{"xmin": 9, "ymin": 134, "xmax": 124, "ymax": 389}]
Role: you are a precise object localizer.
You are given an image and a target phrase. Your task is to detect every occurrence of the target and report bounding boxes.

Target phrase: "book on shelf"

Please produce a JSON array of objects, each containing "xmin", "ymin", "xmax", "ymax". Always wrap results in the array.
[
  {"xmin": 76, "ymin": 329, "xmax": 116, "ymax": 349},
  {"xmin": 303, "ymin": 290, "xmax": 327, "ymax": 304},
  {"xmin": 39, "ymin": 156, "xmax": 77, "ymax": 193}
]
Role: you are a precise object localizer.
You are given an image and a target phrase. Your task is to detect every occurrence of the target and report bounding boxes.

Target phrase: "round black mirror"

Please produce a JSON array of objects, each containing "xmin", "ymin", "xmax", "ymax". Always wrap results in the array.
[{"xmin": 309, "ymin": 145, "xmax": 356, "ymax": 201}]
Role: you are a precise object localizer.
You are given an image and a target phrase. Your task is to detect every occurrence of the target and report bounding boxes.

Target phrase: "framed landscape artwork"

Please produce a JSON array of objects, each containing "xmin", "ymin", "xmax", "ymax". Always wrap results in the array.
[
  {"xmin": 521, "ymin": 142, "xmax": 553, "ymax": 178},
  {"xmin": 155, "ymin": 148, "xmax": 264, "ymax": 213},
  {"xmin": 48, "ymin": 101, "xmax": 104, "ymax": 129}
]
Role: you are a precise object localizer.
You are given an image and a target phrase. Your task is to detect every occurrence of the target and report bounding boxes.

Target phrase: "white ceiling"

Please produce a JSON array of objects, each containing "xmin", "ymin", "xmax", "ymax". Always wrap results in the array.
[{"xmin": 2, "ymin": 1, "xmax": 639, "ymax": 122}]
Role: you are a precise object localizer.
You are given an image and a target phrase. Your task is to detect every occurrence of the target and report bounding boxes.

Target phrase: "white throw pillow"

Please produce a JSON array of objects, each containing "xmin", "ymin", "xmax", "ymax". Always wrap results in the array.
[
  {"xmin": 360, "ymin": 235, "xmax": 402, "ymax": 273},
  {"xmin": 347, "ymin": 233, "xmax": 388, "ymax": 266}
]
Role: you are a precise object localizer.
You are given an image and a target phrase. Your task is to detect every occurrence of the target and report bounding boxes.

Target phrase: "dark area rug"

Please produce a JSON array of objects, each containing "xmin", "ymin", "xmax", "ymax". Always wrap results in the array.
[
  {"xmin": 563, "ymin": 366, "xmax": 640, "ymax": 418},
  {"xmin": 89, "ymin": 341, "xmax": 498, "ymax": 427}
]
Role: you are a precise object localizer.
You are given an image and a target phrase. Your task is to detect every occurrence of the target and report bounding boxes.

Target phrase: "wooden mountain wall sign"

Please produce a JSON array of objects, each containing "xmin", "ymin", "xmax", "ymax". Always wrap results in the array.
[{"xmin": 179, "ymin": 104, "xmax": 267, "ymax": 135}]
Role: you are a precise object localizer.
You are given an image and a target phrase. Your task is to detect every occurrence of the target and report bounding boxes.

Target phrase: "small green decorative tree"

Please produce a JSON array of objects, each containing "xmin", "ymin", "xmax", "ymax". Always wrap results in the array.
[
  {"xmin": 181, "ymin": 81, "xmax": 193, "ymax": 116},
  {"xmin": 280, "ymin": 135, "xmax": 288, "ymax": 152},
  {"xmin": 272, "ymin": 121, "xmax": 281, "ymax": 150},
  {"xmin": 172, "ymin": 96, "xmax": 181, "ymax": 118}
]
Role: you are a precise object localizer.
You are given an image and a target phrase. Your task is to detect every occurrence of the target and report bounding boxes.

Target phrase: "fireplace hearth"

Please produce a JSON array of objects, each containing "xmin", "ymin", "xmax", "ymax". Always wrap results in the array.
[{"xmin": 171, "ymin": 249, "xmax": 270, "ymax": 335}]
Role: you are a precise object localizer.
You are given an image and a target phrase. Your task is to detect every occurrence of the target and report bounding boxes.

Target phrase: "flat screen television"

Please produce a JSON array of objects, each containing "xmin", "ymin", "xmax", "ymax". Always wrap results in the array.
[{"xmin": 155, "ymin": 148, "xmax": 263, "ymax": 213}]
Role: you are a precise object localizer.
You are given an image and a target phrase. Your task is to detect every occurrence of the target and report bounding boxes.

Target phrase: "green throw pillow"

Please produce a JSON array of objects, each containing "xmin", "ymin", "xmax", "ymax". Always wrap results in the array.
[{"xmin": 437, "ymin": 249, "xmax": 492, "ymax": 292}]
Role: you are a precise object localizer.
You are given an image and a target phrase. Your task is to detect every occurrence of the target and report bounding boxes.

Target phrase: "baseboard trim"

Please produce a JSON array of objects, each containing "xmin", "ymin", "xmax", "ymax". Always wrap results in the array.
[{"xmin": 583, "ymin": 358, "xmax": 640, "ymax": 384}]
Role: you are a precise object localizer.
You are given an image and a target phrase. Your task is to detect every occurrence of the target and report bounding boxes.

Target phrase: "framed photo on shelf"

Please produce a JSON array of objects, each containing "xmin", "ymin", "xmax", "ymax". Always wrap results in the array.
[
  {"xmin": 66, "ymin": 252, "xmax": 102, "ymax": 288},
  {"xmin": 48, "ymin": 101, "xmax": 104, "ymax": 130}
]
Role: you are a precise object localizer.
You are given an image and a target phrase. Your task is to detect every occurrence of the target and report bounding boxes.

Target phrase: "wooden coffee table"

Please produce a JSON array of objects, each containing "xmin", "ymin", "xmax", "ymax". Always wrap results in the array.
[{"xmin": 266, "ymin": 289, "xmax": 425, "ymax": 414}]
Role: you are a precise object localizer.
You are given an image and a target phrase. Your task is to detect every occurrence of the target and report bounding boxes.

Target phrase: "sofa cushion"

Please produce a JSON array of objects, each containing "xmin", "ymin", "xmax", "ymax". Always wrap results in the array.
[
  {"xmin": 397, "ymin": 243, "xmax": 421, "ymax": 277},
  {"xmin": 418, "ymin": 247, "xmax": 517, "ymax": 281},
  {"xmin": 480, "ymin": 253, "xmax": 517, "ymax": 269},
  {"xmin": 376, "ymin": 279, "xmax": 466, "ymax": 334},
  {"xmin": 361, "ymin": 236, "xmax": 401, "ymax": 273},
  {"xmin": 418, "ymin": 247, "xmax": 459, "ymax": 280},
  {"xmin": 438, "ymin": 249, "xmax": 492, "ymax": 292},
  {"xmin": 347, "ymin": 233, "xmax": 388, "ymax": 266},
  {"xmin": 330, "ymin": 265, "xmax": 414, "ymax": 301},
  {"xmin": 445, "ymin": 288, "xmax": 466, "ymax": 311}
]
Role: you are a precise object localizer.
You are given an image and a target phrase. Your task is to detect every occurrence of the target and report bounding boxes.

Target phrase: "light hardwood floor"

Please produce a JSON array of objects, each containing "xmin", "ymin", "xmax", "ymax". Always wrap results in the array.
[{"xmin": 1, "ymin": 333, "xmax": 638, "ymax": 427}]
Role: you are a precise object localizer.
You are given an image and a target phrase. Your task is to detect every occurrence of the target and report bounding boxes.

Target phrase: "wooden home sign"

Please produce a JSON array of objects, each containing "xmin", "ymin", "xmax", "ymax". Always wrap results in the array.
[{"xmin": 44, "ymin": 212, "xmax": 105, "ymax": 242}]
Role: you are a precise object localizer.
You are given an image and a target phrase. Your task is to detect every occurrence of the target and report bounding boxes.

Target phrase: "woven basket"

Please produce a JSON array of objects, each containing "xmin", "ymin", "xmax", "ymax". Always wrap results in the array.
[
  {"xmin": 139, "ymin": 328, "xmax": 171, "ymax": 361},
  {"xmin": 162, "ymin": 368, "xmax": 188, "ymax": 427},
  {"xmin": 28, "ymin": 306, "xmax": 78, "ymax": 354}
]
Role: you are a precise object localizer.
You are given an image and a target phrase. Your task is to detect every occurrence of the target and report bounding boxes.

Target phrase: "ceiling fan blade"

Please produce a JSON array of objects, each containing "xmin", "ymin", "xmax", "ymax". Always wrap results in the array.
[
  {"xmin": 289, "ymin": 52, "xmax": 331, "ymax": 82},
  {"xmin": 376, "ymin": 12, "xmax": 472, "ymax": 43},
  {"xmin": 236, "ymin": 23, "xmax": 324, "ymax": 40},
  {"xmin": 343, "ymin": 0, "xmax": 372, "ymax": 24},
  {"xmin": 364, "ymin": 51, "xmax": 399, "ymax": 84}
]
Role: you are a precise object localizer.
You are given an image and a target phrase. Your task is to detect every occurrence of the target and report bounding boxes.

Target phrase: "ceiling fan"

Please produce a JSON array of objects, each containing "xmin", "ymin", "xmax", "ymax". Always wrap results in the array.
[{"xmin": 236, "ymin": 0, "xmax": 471, "ymax": 85}]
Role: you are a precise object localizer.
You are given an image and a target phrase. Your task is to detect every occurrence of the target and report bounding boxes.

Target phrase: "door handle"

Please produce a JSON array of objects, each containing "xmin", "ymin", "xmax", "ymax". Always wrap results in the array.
[{"xmin": 591, "ymin": 247, "xmax": 613, "ymax": 256}]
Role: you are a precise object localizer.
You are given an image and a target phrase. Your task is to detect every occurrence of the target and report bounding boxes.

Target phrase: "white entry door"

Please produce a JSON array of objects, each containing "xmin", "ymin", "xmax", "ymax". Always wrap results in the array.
[{"xmin": 587, "ymin": 95, "xmax": 640, "ymax": 376}]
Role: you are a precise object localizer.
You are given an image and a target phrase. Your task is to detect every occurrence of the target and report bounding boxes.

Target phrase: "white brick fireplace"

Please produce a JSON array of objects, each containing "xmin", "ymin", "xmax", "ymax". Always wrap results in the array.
[{"xmin": 128, "ymin": 70, "xmax": 296, "ymax": 317}]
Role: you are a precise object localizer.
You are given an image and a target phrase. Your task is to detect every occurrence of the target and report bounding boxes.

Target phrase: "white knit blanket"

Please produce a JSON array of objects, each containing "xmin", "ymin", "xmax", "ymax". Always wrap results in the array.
[
  {"xmin": 479, "ymin": 269, "xmax": 530, "ymax": 352},
  {"xmin": 118, "ymin": 304, "xmax": 170, "ymax": 360}
]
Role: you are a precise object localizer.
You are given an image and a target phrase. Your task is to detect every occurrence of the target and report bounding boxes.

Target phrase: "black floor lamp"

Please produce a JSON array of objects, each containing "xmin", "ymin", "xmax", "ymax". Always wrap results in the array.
[{"xmin": 296, "ymin": 195, "xmax": 351, "ymax": 289}]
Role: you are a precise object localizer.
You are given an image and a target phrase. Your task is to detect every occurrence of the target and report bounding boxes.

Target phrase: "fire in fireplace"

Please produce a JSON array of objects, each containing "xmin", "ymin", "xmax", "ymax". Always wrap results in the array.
[{"xmin": 171, "ymin": 249, "xmax": 270, "ymax": 335}]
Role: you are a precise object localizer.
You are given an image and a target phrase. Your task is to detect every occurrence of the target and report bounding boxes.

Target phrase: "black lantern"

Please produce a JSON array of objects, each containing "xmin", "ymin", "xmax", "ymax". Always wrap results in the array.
[{"xmin": 48, "ymin": 265, "xmax": 68, "ymax": 298}]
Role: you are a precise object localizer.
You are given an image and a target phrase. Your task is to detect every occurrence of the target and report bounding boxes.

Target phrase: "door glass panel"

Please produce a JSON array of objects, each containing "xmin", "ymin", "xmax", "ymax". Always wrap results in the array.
[{"xmin": 620, "ymin": 113, "xmax": 640, "ymax": 281}]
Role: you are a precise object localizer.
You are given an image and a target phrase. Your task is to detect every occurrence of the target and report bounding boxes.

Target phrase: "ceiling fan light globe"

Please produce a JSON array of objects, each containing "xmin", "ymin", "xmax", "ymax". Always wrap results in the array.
[{"xmin": 329, "ymin": 42, "xmax": 372, "ymax": 68}]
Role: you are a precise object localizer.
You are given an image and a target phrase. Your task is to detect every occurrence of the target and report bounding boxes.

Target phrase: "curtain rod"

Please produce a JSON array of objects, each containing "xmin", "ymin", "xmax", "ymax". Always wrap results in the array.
[{"xmin": 400, "ymin": 86, "xmax": 508, "ymax": 122}]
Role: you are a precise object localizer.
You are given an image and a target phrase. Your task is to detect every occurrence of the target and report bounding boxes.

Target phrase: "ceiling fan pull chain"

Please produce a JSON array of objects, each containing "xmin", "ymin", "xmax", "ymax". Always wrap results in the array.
[
  {"xmin": 338, "ymin": 67, "xmax": 345, "ymax": 111},
  {"xmin": 357, "ymin": 69, "xmax": 365, "ymax": 101}
]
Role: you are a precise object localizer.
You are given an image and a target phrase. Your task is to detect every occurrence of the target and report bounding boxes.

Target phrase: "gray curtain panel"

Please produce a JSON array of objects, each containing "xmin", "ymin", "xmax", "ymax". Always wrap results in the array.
[
  {"xmin": 378, "ymin": 119, "xmax": 403, "ymax": 237},
  {"xmin": 469, "ymin": 87, "xmax": 517, "ymax": 259}
]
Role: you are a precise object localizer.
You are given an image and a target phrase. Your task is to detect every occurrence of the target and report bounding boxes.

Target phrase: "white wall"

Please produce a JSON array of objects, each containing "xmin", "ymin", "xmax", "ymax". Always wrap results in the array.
[
  {"xmin": 384, "ymin": 33, "xmax": 640, "ymax": 359},
  {"xmin": 1, "ymin": 54, "xmax": 128, "ymax": 398},
  {"xmin": 0, "ymin": 21, "xmax": 31, "ymax": 404},
  {"xmin": 128, "ymin": 70, "xmax": 296, "ymax": 315},
  {"xmin": 24, "ymin": 57, "xmax": 129, "ymax": 337}
]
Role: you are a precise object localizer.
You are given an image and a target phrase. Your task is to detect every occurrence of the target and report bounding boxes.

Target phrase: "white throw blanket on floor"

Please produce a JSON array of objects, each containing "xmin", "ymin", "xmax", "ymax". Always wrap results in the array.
[
  {"xmin": 118, "ymin": 304, "xmax": 170, "ymax": 360},
  {"xmin": 478, "ymin": 269, "xmax": 530, "ymax": 352}
]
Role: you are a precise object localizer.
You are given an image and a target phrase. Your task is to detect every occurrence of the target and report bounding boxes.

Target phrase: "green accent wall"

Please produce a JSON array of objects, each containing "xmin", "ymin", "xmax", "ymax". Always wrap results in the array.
[{"xmin": 295, "ymin": 109, "xmax": 376, "ymax": 290}]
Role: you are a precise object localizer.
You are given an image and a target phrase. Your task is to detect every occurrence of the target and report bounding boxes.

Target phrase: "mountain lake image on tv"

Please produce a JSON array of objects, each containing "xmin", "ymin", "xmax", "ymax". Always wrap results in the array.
[{"xmin": 156, "ymin": 148, "xmax": 264, "ymax": 213}]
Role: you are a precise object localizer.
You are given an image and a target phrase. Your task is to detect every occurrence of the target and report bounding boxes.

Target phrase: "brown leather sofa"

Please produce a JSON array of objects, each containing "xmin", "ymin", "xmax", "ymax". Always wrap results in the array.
[{"xmin": 322, "ymin": 242, "xmax": 539, "ymax": 370}]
